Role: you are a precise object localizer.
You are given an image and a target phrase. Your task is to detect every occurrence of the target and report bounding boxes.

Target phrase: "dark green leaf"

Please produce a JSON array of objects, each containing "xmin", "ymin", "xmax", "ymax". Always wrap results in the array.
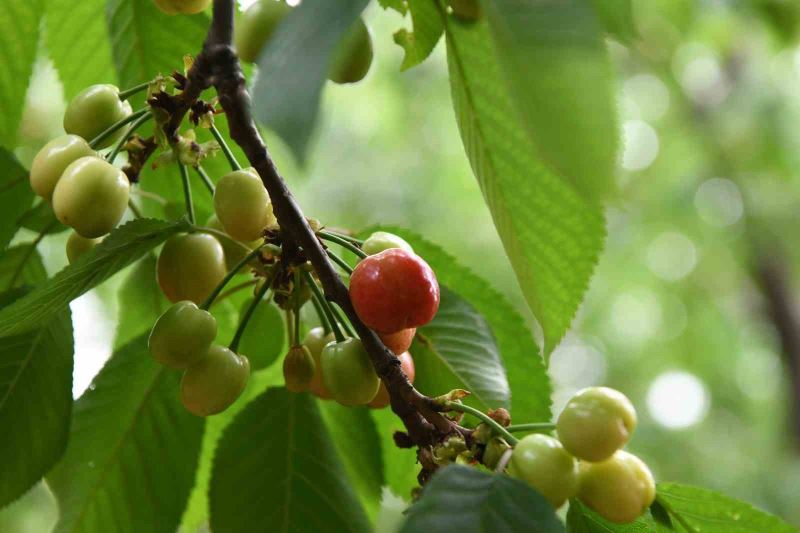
[
  {"xmin": 567, "ymin": 499, "xmax": 660, "ymax": 532},
  {"xmin": 445, "ymin": 18, "xmax": 606, "ymax": 352},
  {"xmin": 0, "ymin": 244, "xmax": 47, "ymax": 289},
  {"xmin": 46, "ymin": 0, "xmax": 116, "ymax": 99},
  {"xmin": 0, "ymin": 149, "xmax": 35, "ymax": 249},
  {"xmin": 115, "ymin": 254, "xmax": 168, "ymax": 349},
  {"xmin": 393, "ymin": 0, "xmax": 444, "ymax": 70},
  {"xmin": 48, "ymin": 335, "xmax": 204, "ymax": 533},
  {"xmin": 401, "ymin": 465, "xmax": 564, "ymax": 533},
  {"xmin": 0, "ymin": 1, "xmax": 42, "ymax": 146},
  {"xmin": 0, "ymin": 292, "xmax": 72, "ymax": 508},
  {"xmin": 209, "ymin": 388, "xmax": 371, "ymax": 533},
  {"xmin": 415, "ymin": 286, "xmax": 509, "ymax": 410},
  {"xmin": 237, "ymin": 296, "xmax": 285, "ymax": 370},
  {"xmin": 16, "ymin": 201, "xmax": 69, "ymax": 235},
  {"xmin": 0, "ymin": 218, "xmax": 190, "ymax": 337},
  {"xmin": 253, "ymin": 0, "xmax": 370, "ymax": 161},
  {"xmin": 589, "ymin": 0, "xmax": 638, "ymax": 43},
  {"xmin": 484, "ymin": 0, "xmax": 619, "ymax": 201},
  {"xmin": 656, "ymin": 483, "xmax": 796, "ymax": 533},
  {"xmin": 371, "ymin": 407, "xmax": 419, "ymax": 501}
]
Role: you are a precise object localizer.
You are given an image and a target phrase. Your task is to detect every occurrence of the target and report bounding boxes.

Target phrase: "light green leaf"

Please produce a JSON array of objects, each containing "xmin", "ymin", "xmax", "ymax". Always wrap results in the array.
[
  {"xmin": 401, "ymin": 465, "xmax": 564, "ymax": 533},
  {"xmin": 0, "ymin": 290, "xmax": 72, "ymax": 508},
  {"xmin": 371, "ymin": 407, "xmax": 419, "ymax": 502},
  {"xmin": 0, "ymin": 1, "xmax": 42, "ymax": 147},
  {"xmin": 48, "ymin": 335, "xmax": 204, "ymax": 533},
  {"xmin": 209, "ymin": 388, "xmax": 371, "ymax": 533},
  {"xmin": 393, "ymin": 0, "xmax": 444, "ymax": 70},
  {"xmin": 378, "ymin": 0, "xmax": 407, "ymax": 15},
  {"xmin": 0, "ymin": 218, "xmax": 190, "ymax": 337},
  {"xmin": 46, "ymin": 0, "xmax": 116, "ymax": 99},
  {"xmin": 115, "ymin": 254, "xmax": 168, "ymax": 349},
  {"xmin": 0, "ymin": 244, "xmax": 47, "ymax": 289},
  {"xmin": 237, "ymin": 296, "xmax": 285, "ymax": 370},
  {"xmin": 0, "ymin": 149, "xmax": 35, "ymax": 249},
  {"xmin": 415, "ymin": 286, "xmax": 509, "ymax": 411},
  {"xmin": 589, "ymin": 0, "xmax": 638, "ymax": 43},
  {"xmin": 444, "ymin": 19, "xmax": 606, "ymax": 352},
  {"xmin": 567, "ymin": 499, "xmax": 659, "ymax": 532}
]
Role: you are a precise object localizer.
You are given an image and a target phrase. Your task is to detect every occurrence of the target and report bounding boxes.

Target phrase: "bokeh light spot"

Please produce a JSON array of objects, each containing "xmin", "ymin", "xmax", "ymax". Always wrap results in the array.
[{"xmin": 647, "ymin": 371, "xmax": 710, "ymax": 429}]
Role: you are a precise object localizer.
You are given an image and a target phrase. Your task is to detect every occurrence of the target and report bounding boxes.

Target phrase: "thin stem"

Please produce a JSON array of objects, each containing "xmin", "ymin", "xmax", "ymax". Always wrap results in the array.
[
  {"xmin": 303, "ymin": 270, "xmax": 344, "ymax": 343},
  {"xmin": 311, "ymin": 294, "xmax": 332, "ymax": 335},
  {"xmin": 210, "ymin": 279, "xmax": 257, "ymax": 307},
  {"xmin": 194, "ymin": 165, "xmax": 216, "ymax": 195},
  {"xmin": 329, "ymin": 302, "xmax": 356, "ymax": 338},
  {"xmin": 293, "ymin": 270, "xmax": 302, "ymax": 345},
  {"xmin": 133, "ymin": 189, "xmax": 168, "ymax": 204},
  {"xmin": 128, "ymin": 199, "xmax": 143, "ymax": 219},
  {"xmin": 200, "ymin": 244, "xmax": 264, "ymax": 310},
  {"xmin": 210, "ymin": 123, "xmax": 242, "ymax": 171},
  {"xmin": 318, "ymin": 231, "xmax": 367, "ymax": 259},
  {"xmin": 285, "ymin": 309, "xmax": 295, "ymax": 347},
  {"xmin": 179, "ymin": 163, "xmax": 196, "ymax": 224},
  {"xmin": 325, "ymin": 230, "xmax": 363, "ymax": 245},
  {"xmin": 192, "ymin": 224, "xmax": 251, "ymax": 255},
  {"xmin": 7, "ymin": 220, "xmax": 57, "ymax": 290},
  {"xmin": 118, "ymin": 81, "xmax": 151, "ymax": 101},
  {"xmin": 444, "ymin": 401, "xmax": 519, "ymax": 446},
  {"xmin": 326, "ymin": 249, "xmax": 353, "ymax": 274},
  {"xmin": 106, "ymin": 111, "xmax": 153, "ymax": 162},
  {"xmin": 230, "ymin": 279, "xmax": 271, "ymax": 353},
  {"xmin": 91, "ymin": 108, "xmax": 149, "ymax": 149},
  {"xmin": 505, "ymin": 423, "xmax": 555, "ymax": 434}
]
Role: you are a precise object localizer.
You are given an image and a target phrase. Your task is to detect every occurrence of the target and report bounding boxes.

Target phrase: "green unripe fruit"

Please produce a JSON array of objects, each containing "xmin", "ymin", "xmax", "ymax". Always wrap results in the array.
[
  {"xmin": 329, "ymin": 18, "xmax": 373, "ymax": 84},
  {"xmin": 30, "ymin": 135, "xmax": 96, "ymax": 202},
  {"xmin": 206, "ymin": 214, "xmax": 263, "ymax": 272},
  {"xmin": 362, "ymin": 231, "xmax": 413, "ymax": 256},
  {"xmin": 557, "ymin": 386, "xmax": 637, "ymax": 463},
  {"xmin": 448, "ymin": 0, "xmax": 482, "ymax": 21},
  {"xmin": 63, "ymin": 85, "xmax": 132, "ymax": 148},
  {"xmin": 235, "ymin": 0, "xmax": 292, "ymax": 63},
  {"xmin": 148, "ymin": 301, "xmax": 218, "ymax": 369},
  {"xmin": 154, "ymin": 0, "xmax": 210, "ymax": 15},
  {"xmin": 213, "ymin": 168, "xmax": 276, "ymax": 242},
  {"xmin": 66, "ymin": 231, "xmax": 101, "ymax": 264},
  {"xmin": 578, "ymin": 450, "xmax": 656, "ymax": 524},
  {"xmin": 482, "ymin": 437, "xmax": 512, "ymax": 470},
  {"xmin": 507, "ymin": 434, "xmax": 579, "ymax": 508},
  {"xmin": 181, "ymin": 345, "xmax": 250, "ymax": 416},
  {"xmin": 304, "ymin": 327, "xmax": 335, "ymax": 399},
  {"xmin": 52, "ymin": 156, "xmax": 130, "ymax": 238},
  {"xmin": 157, "ymin": 233, "xmax": 227, "ymax": 304},
  {"xmin": 283, "ymin": 345, "xmax": 316, "ymax": 393},
  {"xmin": 321, "ymin": 338, "xmax": 380, "ymax": 406}
]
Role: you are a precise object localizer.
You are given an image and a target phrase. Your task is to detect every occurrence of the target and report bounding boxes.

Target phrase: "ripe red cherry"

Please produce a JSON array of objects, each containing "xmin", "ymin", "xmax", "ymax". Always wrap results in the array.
[
  {"xmin": 379, "ymin": 328, "xmax": 416, "ymax": 355},
  {"xmin": 349, "ymin": 249, "xmax": 439, "ymax": 333}
]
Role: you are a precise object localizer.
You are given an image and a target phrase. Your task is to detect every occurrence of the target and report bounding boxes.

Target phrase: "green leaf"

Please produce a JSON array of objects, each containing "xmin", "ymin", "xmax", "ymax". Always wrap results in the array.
[
  {"xmin": 0, "ymin": 1, "xmax": 42, "ymax": 147},
  {"xmin": 237, "ymin": 297, "xmax": 285, "ymax": 370},
  {"xmin": 0, "ymin": 149, "xmax": 35, "ymax": 250},
  {"xmin": 47, "ymin": 335, "xmax": 204, "ymax": 533},
  {"xmin": 483, "ymin": 0, "xmax": 619, "ymax": 201},
  {"xmin": 371, "ymin": 407, "xmax": 419, "ymax": 501},
  {"xmin": 589, "ymin": 0, "xmax": 638, "ymax": 43},
  {"xmin": 378, "ymin": 0, "xmax": 407, "ymax": 15},
  {"xmin": 105, "ymin": 0, "xmax": 208, "ymax": 90},
  {"xmin": 16, "ymin": 201, "xmax": 69, "ymax": 236},
  {"xmin": 46, "ymin": 0, "xmax": 116, "ymax": 99},
  {"xmin": 318, "ymin": 402, "xmax": 384, "ymax": 520},
  {"xmin": 115, "ymin": 254, "xmax": 168, "ymax": 349},
  {"xmin": 444, "ymin": 18, "xmax": 606, "ymax": 352},
  {"xmin": 567, "ymin": 499, "xmax": 659, "ymax": 532},
  {"xmin": 656, "ymin": 483, "xmax": 796, "ymax": 533},
  {"xmin": 401, "ymin": 465, "xmax": 564, "ymax": 533},
  {"xmin": 393, "ymin": 0, "xmax": 444, "ymax": 70},
  {"xmin": 373, "ymin": 227, "xmax": 552, "ymax": 422},
  {"xmin": 0, "ymin": 218, "xmax": 190, "ymax": 337},
  {"xmin": 209, "ymin": 388, "xmax": 371, "ymax": 533},
  {"xmin": 0, "ymin": 244, "xmax": 47, "ymax": 289},
  {"xmin": 252, "ymin": 0, "xmax": 370, "ymax": 161},
  {"xmin": 415, "ymin": 286, "xmax": 509, "ymax": 411},
  {"xmin": 0, "ymin": 292, "xmax": 72, "ymax": 508}
]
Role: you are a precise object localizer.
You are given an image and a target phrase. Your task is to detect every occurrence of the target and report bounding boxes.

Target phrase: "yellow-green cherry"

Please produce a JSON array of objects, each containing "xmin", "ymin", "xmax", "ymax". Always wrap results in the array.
[
  {"xmin": 507, "ymin": 434, "xmax": 579, "ymax": 508},
  {"xmin": 181, "ymin": 345, "xmax": 250, "ymax": 416},
  {"xmin": 213, "ymin": 168, "xmax": 276, "ymax": 242},
  {"xmin": 52, "ymin": 156, "xmax": 130, "ymax": 238},
  {"xmin": 557, "ymin": 386, "xmax": 637, "ymax": 463},
  {"xmin": 362, "ymin": 231, "xmax": 413, "ymax": 256},
  {"xmin": 578, "ymin": 450, "xmax": 656, "ymax": 524},
  {"xmin": 283, "ymin": 345, "xmax": 316, "ymax": 393},
  {"xmin": 328, "ymin": 18, "xmax": 373, "ymax": 84},
  {"xmin": 235, "ymin": 0, "xmax": 292, "ymax": 63},
  {"xmin": 206, "ymin": 214, "xmax": 262, "ymax": 271},
  {"xmin": 148, "ymin": 301, "xmax": 218, "ymax": 369},
  {"xmin": 157, "ymin": 233, "xmax": 227, "ymax": 304},
  {"xmin": 321, "ymin": 338, "xmax": 380, "ymax": 406},
  {"xmin": 66, "ymin": 231, "xmax": 101, "ymax": 264},
  {"xmin": 29, "ymin": 135, "xmax": 96, "ymax": 202},
  {"xmin": 63, "ymin": 84, "xmax": 132, "ymax": 148},
  {"xmin": 304, "ymin": 327, "xmax": 335, "ymax": 399}
]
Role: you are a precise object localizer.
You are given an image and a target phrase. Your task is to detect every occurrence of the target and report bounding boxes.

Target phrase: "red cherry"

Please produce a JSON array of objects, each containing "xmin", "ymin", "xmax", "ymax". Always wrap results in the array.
[
  {"xmin": 368, "ymin": 351, "xmax": 415, "ymax": 409},
  {"xmin": 349, "ymin": 249, "xmax": 440, "ymax": 333},
  {"xmin": 379, "ymin": 328, "xmax": 416, "ymax": 354}
]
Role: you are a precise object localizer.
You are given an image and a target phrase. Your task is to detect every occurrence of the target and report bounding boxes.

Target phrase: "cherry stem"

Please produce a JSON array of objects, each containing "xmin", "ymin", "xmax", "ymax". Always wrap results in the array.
[
  {"xmin": 505, "ymin": 423, "xmax": 555, "ymax": 434},
  {"xmin": 106, "ymin": 111, "xmax": 153, "ymax": 162},
  {"xmin": 192, "ymin": 225, "xmax": 251, "ymax": 255},
  {"xmin": 329, "ymin": 302, "xmax": 356, "ymax": 338},
  {"xmin": 210, "ymin": 123, "xmax": 242, "ymax": 171},
  {"xmin": 230, "ymin": 277, "xmax": 271, "ymax": 353},
  {"xmin": 118, "ymin": 81, "xmax": 151, "ymax": 101},
  {"xmin": 443, "ymin": 401, "xmax": 519, "ymax": 446},
  {"xmin": 318, "ymin": 231, "xmax": 367, "ymax": 259},
  {"xmin": 90, "ymin": 108, "xmax": 149, "ymax": 149},
  {"xmin": 325, "ymin": 230, "xmax": 363, "ymax": 245},
  {"xmin": 194, "ymin": 165, "xmax": 216, "ymax": 194},
  {"xmin": 127, "ymin": 199, "xmax": 143, "ymax": 219},
  {"xmin": 178, "ymin": 163, "xmax": 196, "ymax": 224},
  {"xmin": 293, "ymin": 270, "xmax": 302, "ymax": 345},
  {"xmin": 210, "ymin": 279, "xmax": 257, "ymax": 307},
  {"xmin": 326, "ymin": 249, "xmax": 354, "ymax": 274},
  {"xmin": 303, "ymin": 270, "xmax": 344, "ymax": 343},
  {"xmin": 200, "ymin": 244, "xmax": 264, "ymax": 310},
  {"xmin": 310, "ymin": 293, "xmax": 332, "ymax": 335}
]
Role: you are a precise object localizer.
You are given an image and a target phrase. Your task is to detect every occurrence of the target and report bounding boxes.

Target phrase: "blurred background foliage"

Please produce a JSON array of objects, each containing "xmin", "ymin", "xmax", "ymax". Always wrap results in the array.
[{"xmin": 3, "ymin": 0, "xmax": 800, "ymax": 530}]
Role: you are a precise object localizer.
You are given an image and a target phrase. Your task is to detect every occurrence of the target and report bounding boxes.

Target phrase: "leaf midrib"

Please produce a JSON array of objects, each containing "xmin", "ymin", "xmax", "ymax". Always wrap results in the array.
[{"xmin": 0, "ymin": 326, "xmax": 48, "ymax": 413}]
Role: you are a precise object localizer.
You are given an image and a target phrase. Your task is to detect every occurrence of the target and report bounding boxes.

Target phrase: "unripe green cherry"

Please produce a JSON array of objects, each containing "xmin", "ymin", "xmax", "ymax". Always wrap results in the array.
[
  {"xmin": 235, "ymin": 0, "xmax": 292, "ymax": 63},
  {"xmin": 321, "ymin": 338, "xmax": 380, "ymax": 406},
  {"xmin": 448, "ymin": 0, "xmax": 482, "ymax": 21},
  {"xmin": 328, "ymin": 18, "xmax": 373, "ymax": 84},
  {"xmin": 66, "ymin": 231, "xmax": 101, "ymax": 264},
  {"xmin": 206, "ymin": 214, "xmax": 263, "ymax": 271},
  {"xmin": 63, "ymin": 85, "xmax": 132, "ymax": 148},
  {"xmin": 557, "ymin": 386, "xmax": 637, "ymax": 462},
  {"xmin": 578, "ymin": 450, "xmax": 656, "ymax": 524},
  {"xmin": 157, "ymin": 233, "xmax": 227, "ymax": 304},
  {"xmin": 148, "ymin": 301, "xmax": 218, "ymax": 369},
  {"xmin": 283, "ymin": 345, "xmax": 316, "ymax": 393},
  {"xmin": 507, "ymin": 434, "xmax": 579, "ymax": 508},
  {"xmin": 181, "ymin": 345, "xmax": 250, "ymax": 416},
  {"xmin": 30, "ymin": 135, "xmax": 96, "ymax": 202},
  {"xmin": 304, "ymin": 327, "xmax": 335, "ymax": 399},
  {"xmin": 154, "ymin": 0, "xmax": 210, "ymax": 15},
  {"xmin": 362, "ymin": 231, "xmax": 413, "ymax": 256},
  {"xmin": 52, "ymin": 156, "xmax": 130, "ymax": 238},
  {"xmin": 213, "ymin": 168, "xmax": 276, "ymax": 242}
]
